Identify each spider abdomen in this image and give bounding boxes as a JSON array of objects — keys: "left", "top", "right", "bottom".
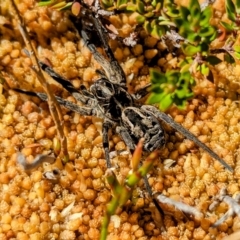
[{"left": 122, "top": 107, "right": 166, "bottom": 152}]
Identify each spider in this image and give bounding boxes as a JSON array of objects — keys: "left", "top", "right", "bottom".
[{"left": 16, "top": 6, "right": 233, "bottom": 175}]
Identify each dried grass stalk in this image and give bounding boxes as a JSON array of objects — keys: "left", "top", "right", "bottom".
[{"left": 9, "top": 0, "right": 69, "bottom": 164}]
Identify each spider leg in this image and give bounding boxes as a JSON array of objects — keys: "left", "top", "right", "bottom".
[
  {"left": 14, "top": 89, "right": 94, "bottom": 116},
  {"left": 143, "top": 175, "right": 165, "bottom": 216},
  {"left": 102, "top": 120, "right": 114, "bottom": 168},
  {"left": 116, "top": 126, "right": 136, "bottom": 150},
  {"left": 39, "top": 61, "right": 92, "bottom": 105},
  {"left": 74, "top": 13, "right": 126, "bottom": 86},
  {"left": 142, "top": 105, "right": 233, "bottom": 172},
  {"left": 91, "top": 16, "right": 126, "bottom": 86},
  {"left": 91, "top": 17, "right": 116, "bottom": 64},
  {"left": 80, "top": 29, "right": 114, "bottom": 77}
]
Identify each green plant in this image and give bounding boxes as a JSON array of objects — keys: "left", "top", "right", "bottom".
[
  {"left": 221, "top": 0, "right": 240, "bottom": 32},
  {"left": 38, "top": 0, "right": 72, "bottom": 10},
  {"left": 101, "top": 139, "right": 159, "bottom": 240},
  {"left": 218, "top": 0, "right": 240, "bottom": 62},
  {"left": 38, "top": 0, "right": 84, "bottom": 16},
  {"left": 168, "top": 0, "right": 224, "bottom": 84},
  {"left": 174, "top": 1, "right": 216, "bottom": 54},
  {"left": 147, "top": 69, "right": 194, "bottom": 111}
]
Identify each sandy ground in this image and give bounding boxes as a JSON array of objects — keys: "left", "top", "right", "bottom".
[{"left": 0, "top": 0, "right": 240, "bottom": 239}]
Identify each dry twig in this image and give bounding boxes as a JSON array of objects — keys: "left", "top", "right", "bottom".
[
  {"left": 210, "top": 188, "right": 240, "bottom": 227},
  {"left": 9, "top": 0, "right": 69, "bottom": 164},
  {"left": 17, "top": 153, "right": 56, "bottom": 171},
  {"left": 155, "top": 193, "right": 204, "bottom": 219}
]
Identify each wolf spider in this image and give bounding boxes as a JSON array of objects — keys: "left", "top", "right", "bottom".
[{"left": 16, "top": 7, "right": 232, "bottom": 175}]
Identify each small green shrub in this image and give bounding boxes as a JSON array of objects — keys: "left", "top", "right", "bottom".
[
  {"left": 101, "top": 139, "right": 159, "bottom": 240},
  {"left": 147, "top": 69, "right": 194, "bottom": 111}
]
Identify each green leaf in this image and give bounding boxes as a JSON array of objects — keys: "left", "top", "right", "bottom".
[
  {"left": 182, "top": 44, "right": 201, "bottom": 56},
  {"left": 159, "top": 20, "right": 176, "bottom": 27},
  {"left": 234, "top": 45, "right": 240, "bottom": 52},
  {"left": 145, "top": 5, "right": 154, "bottom": 11},
  {"left": 50, "top": 1, "right": 68, "bottom": 10},
  {"left": 220, "top": 21, "right": 235, "bottom": 31},
  {"left": 155, "top": 2, "right": 161, "bottom": 11},
  {"left": 200, "top": 6, "right": 212, "bottom": 27},
  {"left": 179, "top": 57, "right": 193, "bottom": 69},
  {"left": 234, "top": 52, "right": 240, "bottom": 59},
  {"left": 205, "top": 56, "right": 222, "bottom": 65},
  {"left": 117, "top": 0, "right": 128, "bottom": 7},
  {"left": 149, "top": 69, "right": 194, "bottom": 111},
  {"left": 136, "top": 15, "right": 146, "bottom": 23},
  {"left": 137, "top": 0, "right": 145, "bottom": 14},
  {"left": 199, "top": 42, "right": 210, "bottom": 52},
  {"left": 189, "top": 76, "right": 195, "bottom": 85},
  {"left": 224, "top": 52, "right": 235, "bottom": 63},
  {"left": 180, "top": 71, "right": 192, "bottom": 80},
  {"left": 38, "top": 0, "right": 53, "bottom": 6},
  {"left": 226, "top": 0, "right": 236, "bottom": 12},
  {"left": 143, "top": 21, "right": 152, "bottom": 33},
  {"left": 226, "top": 0, "right": 236, "bottom": 22},
  {"left": 209, "top": 30, "right": 217, "bottom": 42},
  {"left": 236, "top": 0, "right": 240, "bottom": 13},
  {"left": 175, "top": 87, "right": 187, "bottom": 99},
  {"left": 189, "top": 0, "right": 201, "bottom": 15},
  {"left": 166, "top": 71, "right": 179, "bottom": 83},
  {"left": 151, "top": 0, "right": 163, "bottom": 7},
  {"left": 150, "top": 69, "right": 167, "bottom": 84},
  {"left": 166, "top": 6, "right": 180, "bottom": 17},
  {"left": 174, "top": 18, "right": 186, "bottom": 32},
  {"left": 173, "top": 97, "right": 187, "bottom": 109},
  {"left": 199, "top": 63, "right": 209, "bottom": 76},
  {"left": 102, "top": 0, "right": 114, "bottom": 8},
  {"left": 150, "top": 19, "right": 158, "bottom": 28},
  {"left": 151, "top": 84, "right": 164, "bottom": 93},
  {"left": 144, "top": 12, "right": 154, "bottom": 18},
  {"left": 159, "top": 94, "right": 173, "bottom": 111},
  {"left": 180, "top": 63, "right": 191, "bottom": 72},
  {"left": 117, "top": 3, "right": 127, "bottom": 10},
  {"left": 184, "top": 30, "right": 200, "bottom": 43},
  {"left": 126, "top": 4, "right": 137, "bottom": 11},
  {"left": 199, "top": 26, "right": 216, "bottom": 38},
  {"left": 58, "top": 2, "right": 72, "bottom": 11},
  {"left": 189, "top": 6, "right": 201, "bottom": 22},
  {"left": 179, "top": 6, "right": 190, "bottom": 20},
  {"left": 147, "top": 92, "right": 166, "bottom": 104},
  {"left": 150, "top": 25, "right": 165, "bottom": 39}
]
